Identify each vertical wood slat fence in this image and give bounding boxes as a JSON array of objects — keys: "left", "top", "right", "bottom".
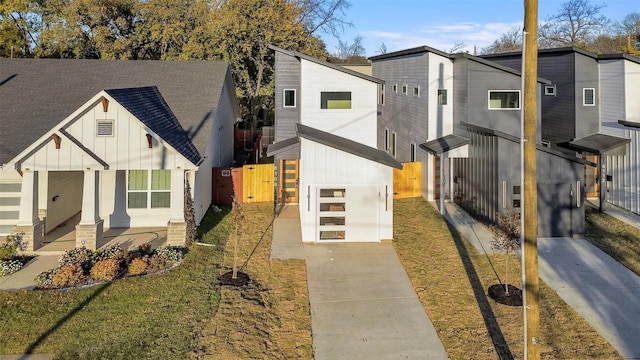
[
  {"left": 215, "top": 162, "right": 422, "bottom": 205},
  {"left": 393, "top": 162, "right": 422, "bottom": 199}
]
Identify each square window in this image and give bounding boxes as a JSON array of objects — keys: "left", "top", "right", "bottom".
[
  {"left": 321, "top": 91, "right": 351, "bottom": 109},
  {"left": 438, "top": 89, "right": 448, "bottom": 105},
  {"left": 583, "top": 88, "right": 595, "bottom": 106},
  {"left": 544, "top": 85, "right": 556, "bottom": 96},
  {"left": 488, "top": 91, "right": 520, "bottom": 109},
  {"left": 284, "top": 89, "right": 296, "bottom": 107}
]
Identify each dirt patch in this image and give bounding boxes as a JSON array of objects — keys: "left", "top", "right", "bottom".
[
  {"left": 488, "top": 284, "right": 523, "bottom": 306},
  {"left": 219, "top": 270, "right": 250, "bottom": 286}
]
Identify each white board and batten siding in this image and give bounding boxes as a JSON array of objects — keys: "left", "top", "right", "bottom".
[
  {"left": 298, "top": 139, "right": 394, "bottom": 243},
  {"left": 600, "top": 59, "right": 640, "bottom": 214},
  {"left": 299, "top": 60, "right": 378, "bottom": 147}
]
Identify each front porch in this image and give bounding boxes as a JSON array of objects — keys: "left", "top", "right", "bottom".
[{"left": 35, "top": 213, "right": 167, "bottom": 255}]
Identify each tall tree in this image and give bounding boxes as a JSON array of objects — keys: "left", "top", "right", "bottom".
[
  {"left": 539, "top": 0, "right": 610, "bottom": 48},
  {"left": 617, "top": 12, "right": 640, "bottom": 41},
  {"left": 481, "top": 26, "right": 523, "bottom": 54},
  {"left": 296, "top": 0, "right": 352, "bottom": 37},
  {"left": 0, "top": 0, "right": 41, "bottom": 57}
]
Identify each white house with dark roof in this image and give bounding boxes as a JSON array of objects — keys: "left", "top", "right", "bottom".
[
  {"left": 267, "top": 45, "right": 401, "bottom": 243},
  {"left": 0, "top": 59, "right": 241, "bottom": 252}
]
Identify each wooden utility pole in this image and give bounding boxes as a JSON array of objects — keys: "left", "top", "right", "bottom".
[{"left": 523, "top": 0, "right": 540, "bottom": 359}]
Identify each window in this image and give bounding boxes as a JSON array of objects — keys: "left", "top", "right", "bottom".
[
  {"left": 583, "top": 88, "right": 595, "bottom": 106},
  {"left": 391, "top": 132, "right": 397, "bottom": 157},
  {"left": 321, "top": 91, "right": 351, "bottom": 109},
  {"left": 384, "top": 128, "right": 390, "bottom": 151},
  {"left": 96, "top": 120, "right": 114, "bottom": 136},
  {"left": 127, "top": 170, "right": 171, "bottom": 209},
  {"left": 488, "top": 91, "right": 520, "bottom": 110},
  {"left": 413, "top": 86, "right": 420, "bottom": 97},
  {"left": 410, "top": 142, "right": 417, "bottom": 162},
  {"left": 393, "top": 84, "right": 398, "bottom": 93},
  {"left": 544, "top": 85, "right": 556, "bottom": 96},
  {"left": 284, "top": 89, "right": 296, "bottom": 107},
  {"left": 402, "top": 84, "right": 408, "bottom": 94},
  {"left": 438, "top": 89, "right": 448, "bottom": 105},
  {"left": 378, "top": 84, "right": 385, "bottom": 105}
]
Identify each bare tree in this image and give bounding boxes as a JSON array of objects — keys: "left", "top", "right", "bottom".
[
  {"left": 296, "top": 0, "right": 352, "bottom": 37},
  {"left": 539, "top": 0, "right": 610, "bottom": 48},
  {"left": 376, "top": 42, "right": 387, "bottom": 55},
  {"left": 447, "top": 40, "right": 466, "bottom": 54},
  {"left": 334, "top": 34, "right": 365, "bottom": 58},
  {"left": 481, "top": 26, "right": 523, "bottom": 54}
]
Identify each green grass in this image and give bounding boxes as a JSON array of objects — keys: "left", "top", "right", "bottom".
[
  {"left": 0, "top": 207, "right": 231, "bottom": 359},
  {"left": 585, "top": 206, "right": 640, "bottom": 276},
  {"left": 394, "top": 198, "right": 621, "bottom": 359}
]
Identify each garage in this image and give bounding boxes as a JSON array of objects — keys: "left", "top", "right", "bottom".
[{"left": 316, "top": 185, "right": 380, "bottom": 242}]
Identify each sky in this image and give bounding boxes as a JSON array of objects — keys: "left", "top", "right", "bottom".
[{"left": 320, "top": 0, "right": 640, "bottom": 57}]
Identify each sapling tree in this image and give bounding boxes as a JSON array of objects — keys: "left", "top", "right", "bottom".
[
  {"left": 491, "top": 209, "right": 521, "bottom": 294},
  {"left": 228, "top": 195, "right": 245, "bottom": 279}
]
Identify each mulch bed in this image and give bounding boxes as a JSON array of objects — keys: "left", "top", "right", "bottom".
[
  {"left": 219, "top": 271, "right": 250, "bottom": 286},
  {"left": 488, "top": 284, "right": 523, "bottom": 306}
]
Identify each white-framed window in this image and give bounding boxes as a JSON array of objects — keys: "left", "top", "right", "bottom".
[
  {"left": 127, "top": 170, "right": 171, "bottom": 209},
  {"left": 410, "top": 142, "right": 417, "bottom": 162},
  {"left": 544, "top": 85, "right": 556, "bottom": 96},
  {"left": 378, "top": 84, "right": 385, "bottom": 105},
  {"left": 391, "top": 132, "right": 397, "bottom": 157},
  {"left": 284, "top": 89, "right": 296, "bottom": 107},
  {"left": 413, "top": 86, "right": 420, "bottom": 97},
  {"left": 402, "top": 84, "right": 408, "bottom": 94},
  {"left": 393, "top": 84, "right": 398, "bottom": 93},
  {"left": 384, "top": 128, "right": 390, "bottom": 151},
  {"left": 321, "top": 91, "right": 351, "bottom": 109},
  {"left": 488, "top": 90, "right": 520, "bottom": 110},
  {"left": 583, "top": 88, "right": 595, "bottom": 106},
  {"left": 96, "top": 119, "right": 114, "bottom": 137},
  {"left": 438, "top": 89, "right": 448, "bottom": 105}
]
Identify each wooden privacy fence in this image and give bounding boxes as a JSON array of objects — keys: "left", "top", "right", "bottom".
[
  {"left": 215, "top": 161, "right": 421, "bottom": 205},
  {"left": 393, "top": 162, "right": 422, "bottom": 198}
]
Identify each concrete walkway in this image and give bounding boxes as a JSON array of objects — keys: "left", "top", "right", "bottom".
[
  {"left": 0, "top": 255, "right": 59, "bottom": 291},
  {"left": 442, "top": 200, "right": 640, "bottom": 359},
  {"left": 271, "top": 205, "right": 448, "bottom": 359}
]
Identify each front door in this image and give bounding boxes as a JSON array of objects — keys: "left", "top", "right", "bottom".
[
  {"left": 584, "top": 155, "right": 598, "bottom": 198},
  {"left": 281, "top": 160, "right": 298, "bottom": 203}
]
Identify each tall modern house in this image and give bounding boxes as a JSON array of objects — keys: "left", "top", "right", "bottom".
[
  {"left": 268, "top": 45, "right": 401, "bottom": 243},
  {"left": 371, "top": 46, "right": 591, "bottom": 237},
  {"left": 483, "top": 48, "right": 639, "bottom": 215}
]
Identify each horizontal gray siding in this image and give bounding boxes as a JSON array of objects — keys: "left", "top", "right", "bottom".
[
  {"left": 574, "top": 53, "right": 600, "bottom": 139},
  {"left": 274, "top": 51, "right": 300, "bottom": 143}
]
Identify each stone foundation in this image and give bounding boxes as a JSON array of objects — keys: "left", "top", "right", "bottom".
[
  {"left": 13, "top": 221, "right": 44, "bottom": 253},
  {"left": 75, "top": 220, "right": 104, "bottom": 250},
  {"left": 167, "top": 221, "right": 187, "bottom": 246}
]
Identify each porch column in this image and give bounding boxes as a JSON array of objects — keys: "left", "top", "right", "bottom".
[
  {"left": 14, "top": 170, "right": 43, "bottom": 252},
  {"left": 167, "top": 170, "right": 186, "bottom": 246},
  {"left": 439, "top": 153, "right": 446, "bottom": 215},
  {"left": 76, "top": 170, "right": 103, "bottom": 250}
]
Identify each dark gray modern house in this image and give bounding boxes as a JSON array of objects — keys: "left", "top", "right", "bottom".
[
  {"left": 483, "top": 48, "right": 638, "bottom": 215},
  {"left": 371, "top": 46, "right": 592, "bottom": 237}
]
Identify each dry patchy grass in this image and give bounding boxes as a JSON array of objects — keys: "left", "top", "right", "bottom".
[
  {"left": 394, "top": 198, "right": 621, "bottom": 360},
  {"left": 191, "top": 203, "right": 312, "bottom": 359},
  {"left": 585, "top": 206, "right": 640, "bottom": 276}
]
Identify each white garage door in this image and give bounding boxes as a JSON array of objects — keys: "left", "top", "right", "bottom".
[{"left": 316, "top": 185, "right": 379, "bottom": 242}]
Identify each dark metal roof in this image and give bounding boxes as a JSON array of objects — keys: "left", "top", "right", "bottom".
[
  {"left": 368, "top": 45, "right": 451, "bottom": 61},
  {"left": 269, "top": 45, "right": 384, "bottom": 84},
  {"left": 420, "top": 134, "right": 470, "bottom": 155},
  {"left": 0, "top": 59, "right": 234, "bottom": 166},
  {"left": 619, "top": 120, "right": 640, "bottom": 129},
  {"left": 266, "top": 137, "right": 300, "bottom": 157},
  {"left": 106, "top": 87, "right": 201, "bottom": 165},
  {"left": 296, "top": 123, "right": 402, "bottom": 169},
  {"left": 454, "top": 53, "right": 552, "bottom": 84},
  {"left": 569, "top": 133, "right": 631, "bottom": 154}
]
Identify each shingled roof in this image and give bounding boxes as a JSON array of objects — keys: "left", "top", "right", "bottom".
[{"left": 0, "top": 59, "right": 232, "bottom": 166}]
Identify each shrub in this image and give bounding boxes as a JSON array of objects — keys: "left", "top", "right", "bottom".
[
  {"left": 51, "top": 264, "right": 85, "bottom": 288},
  {"left": 95, "top": 244, "right": 124, "bottom": 262},
  {"left": 147, "top": 255, "right": 167, "bottom": 272},
  {"left": 0, "top": 235, "right": 22, "bottom": 260},
  {"left": 91, "top": 259, "right": 121, "bottom": 282},
  {"left": 137, "top": 243, "right": 153, "bottom": 256},
  {"left": 58, "top": 247, "right": 94, "bottom": 274},
  {"left": 0, "top": 259, "right": 23, "bottom": 276},
  {"left": 128, "top": 257, "right": 148, "bottom": 276},
  {"left": 34, "top": 268, "right": 55, "bottom": 288},
  {"left": 154, "top": 246, "right": 185, "bottom": 264}
]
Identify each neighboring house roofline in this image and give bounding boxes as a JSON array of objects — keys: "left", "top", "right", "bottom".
[
  {"left": 598, "top": 53, "right": 640, "bottom": 64},
  {"left": 296, "top": 123, "right": 402, "bottom": 169},
  {"left": 368, "top": 45, "right": 451, "bottom": 61},
  {"left": 619, "top": 120, "right": 640, "bottom": 129},
  {"left": 266, "top": 137, "right": 300, "bottom": 157},
  {"left": 481, "top": 46, "right": 599, "bottom": 60},
  {"left": 453, "top": 53, "right": 552, "bottom": 84},
  {"left": 568, "top": 133, "right": 631, "bottom": 155},
  {"left": 420, "top": 134, "right": 470, "bottom": 155},
  {"left": 458, "top": 122, "right": 595, "bottom": 166},
  {"left": 269, "top": 44, "right": 384, "bottom": 84}
]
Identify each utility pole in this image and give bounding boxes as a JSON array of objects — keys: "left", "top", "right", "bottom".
[{"left": 523, "top": 0, "right": 540, "bottom": 359}]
